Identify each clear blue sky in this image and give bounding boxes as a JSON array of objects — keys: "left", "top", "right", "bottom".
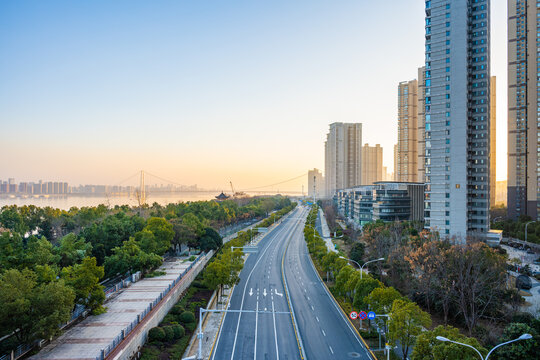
[{"left": 0, "top": 0, "right": 508, "bottom": 190}]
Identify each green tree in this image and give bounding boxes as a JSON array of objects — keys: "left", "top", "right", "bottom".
[
  {"left": 143, "top": 217, "right": 174, "bottom": 255},
  {"left": 493, "top": 323, "right": 539, "bottom": 360},
  {"left": 199, "top": 227, "right": 222, "bottom": 252},
  {"left": 181, "top": 213, "right": 205, "bottom": 250},
  {"left": 350, "top": 242, "right": 365, "bottom": 264},
  {"left": 203, "top": 260, "right": 228, "bottom": 301},
  {"left": 0, "top": 269, "right": 74, "bottom": 343},
  {"left": 56, "top": 233, "right": 92, "bottom": 267},
  {"left": 353, "top": 276, "right": 383, "bottom": 310},
  {"left": 344, "top": 266, "right": 361, "bottom": 302},
  {"left": 104, "top": 238, "right": 162, "bottom": 276},
  {"left": 335, "top": 266, "right": 354, "bottom": 297},
  {"left": 0, "top": 231, "right": 24, "bottom": 270},
  {"left": 388, "top": 299, "right": 432, "bottom": 360},
  {"left": 134, "top": 229, "right": 158, "bottom": 254},
  {"left": 366, "top": 286, "right": 403, "bottom": 314},
  {"left": 412, "top": 325, "right": 487, "bottom": 360},
  {"left": 0, "top": 205, "right": 29, "bottom": 234},
  {"left": 25, "top": 236, "right": 58, "bottom": 268},
  {"left": 61, "top": 257, "right": 106, "bottom": 314}
]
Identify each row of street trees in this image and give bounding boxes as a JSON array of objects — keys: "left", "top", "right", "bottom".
[{"left": 303, "top": 206, "right": 540, "bottom": 359}]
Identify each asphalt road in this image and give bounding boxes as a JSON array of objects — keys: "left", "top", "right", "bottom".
[{"left": 212, "top": 205, "right": 373, "bottom": 360}]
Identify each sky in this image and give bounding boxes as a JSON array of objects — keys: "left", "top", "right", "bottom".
[{"left": 0, "top": 0, "right": 508, "bottom": 191}]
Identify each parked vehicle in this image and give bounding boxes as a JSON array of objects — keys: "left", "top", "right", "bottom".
[{"left": 516, "top": 274, "right": 533, "bottom": 290}]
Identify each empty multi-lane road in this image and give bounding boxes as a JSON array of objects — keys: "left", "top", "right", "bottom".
[{"left": 211, "top": 205, "right": 374, "bottom": 360}]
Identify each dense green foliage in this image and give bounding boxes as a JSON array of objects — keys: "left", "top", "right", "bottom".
[
  {"left": 304, "top": 206, "right": 526, "bottom": 359},
  {"left": 0, "top": 196, "right": 292, "bottom": 349},
  {"left": 412, "top": 325, "right": 487, "bottom": 360},
  {"left": 491, "top": 214, "right": 540, "bottom": 244}
]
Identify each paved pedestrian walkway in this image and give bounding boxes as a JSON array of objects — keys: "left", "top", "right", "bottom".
[
  {"left": 31, "top": 257, "right": 196, "bottom": 360},
  {"left": 183, "top": 287, "right": 233, "bottom": 360},
  {"left": 318, "top": 208, "right": 337, "bottom": 253}
]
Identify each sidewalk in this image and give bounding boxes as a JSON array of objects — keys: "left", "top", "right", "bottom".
[
  {"left": 183, "top": 287, "right": 233, "bottom": 360},
  {"left": 31, "top": 256, "right": 200, "bottom": 360},
  {"left": 318, "top": 208, "right": 337, "bottom": 253}
]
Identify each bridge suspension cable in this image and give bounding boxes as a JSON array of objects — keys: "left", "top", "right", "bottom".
[{"left": 239, "top": 172, "right": 307, "bottom": 191}]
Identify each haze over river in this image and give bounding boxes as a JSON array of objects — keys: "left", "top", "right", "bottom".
[{"left": 0, "top": 191, "right": 299, "bottom": 210}]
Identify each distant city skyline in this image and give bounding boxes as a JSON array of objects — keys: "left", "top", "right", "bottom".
[{"left": 0, "top": 0, "right": 509, "bottom": 190}]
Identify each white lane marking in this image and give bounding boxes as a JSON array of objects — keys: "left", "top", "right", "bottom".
[
  {"left": 322, "top": 329, "right": 326, "bottom": 336},
  {"left": 329, "top": 346, "right": 334, "bottom": 354},
  {"left": 254, "top": 300, "right": 258, "bottom": 360},
  {"left": 272, "top": 300, "right": 279, "bottom": 360},
  {"left": 228, "top": 221, "right": 289, "bottom": 360},
  {"left": 311, "top": 305, "right": 314, "bottom": 311},
  {"left": 316, "top": 316, "right": 319, "bottom": 322},
  {"left": 307, "top": 296, "right": 310, "bottom": 301}
]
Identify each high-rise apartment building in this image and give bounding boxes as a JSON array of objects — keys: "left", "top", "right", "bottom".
[
  {"left": 508, "top": 0, "right": 539, "bottom": 220},
  {"left": 361, "top": 144, "right": 383, "bottom": 185},
  {"left": 417, "top": 66, "right": 426, "bottom": 183},
  {"left": 424, "top": 0, "right": 491, "bottom": 238},
  {"left": 308, "top": 168, "right": 325, "bottom": 200},
  {"left": 324, "top": 122, "right": 362, "bottom": 196},
  {"left": 397, "top": 79, "right": 419, "bottom": 182},
  {"left": 490, "top": 76, "right": 496, "bottom": 208}
]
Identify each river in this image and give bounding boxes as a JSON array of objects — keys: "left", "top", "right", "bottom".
[{"left": 0, "top": 191, "right": 299, "bottom": 210}]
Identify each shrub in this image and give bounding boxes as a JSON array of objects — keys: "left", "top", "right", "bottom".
[
  {"left": 148, "top": 327, "right": 165, "bottom": 342},
  {"left": 185, "top": 322, "right": 197, "bottom": 332},
  {"left": 171, "top": 305, "right": 185, "bottom": 315},
  {"left": 189, "top": 255, "right": 196, "bottom": 261},
  {"left": 192, "top": 280, "right": 206, "bottom": 289},
  {"left": 163, "top": 326, "right": 175, "bottom": 342},
  {"left": 172, "top": 324, "right": 185, "bottom": 339},
  {"left": 179, "top": 311, "right": 196, "bottom": 324},
  {"left": 140, "top": 346, "right": 160, "bottom": 360},
  {"left": 162, "top": 314, "right": 177, "bottom": 324}
]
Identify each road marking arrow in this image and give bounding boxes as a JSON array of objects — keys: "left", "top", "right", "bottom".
[
  {"left": 263, "top": 288, "right": 267, "bottom": 297},
  {"left": 274, "top": 289, "right": 283, "bottom": 297},
  {"left": 249, "top": 288, "right": 253, "bottom": 296}
]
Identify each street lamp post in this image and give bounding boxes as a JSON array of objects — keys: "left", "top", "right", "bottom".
[
  {"left": 436, "top": 334, "right": 532, "bottom": 360},
  {"left": 525, "top": 221, "right": 536, "bottom": 243},
  {"left": 340, "top": 256, "right": 384, "bottom": 279}
]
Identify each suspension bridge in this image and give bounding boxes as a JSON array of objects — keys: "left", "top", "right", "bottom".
[{"left": 107, "top": 170, "right": 307, "bottom": 206}]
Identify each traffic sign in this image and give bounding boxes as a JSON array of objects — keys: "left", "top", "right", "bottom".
[
  {"left": 358, "top": 311, "right": 367, "bottom": 320},
  {"left": 367, "top": 311, "right": 376, "bottom": 320},
  {"left": 349, "top": 311, "right": 358, "bottom": 320}
]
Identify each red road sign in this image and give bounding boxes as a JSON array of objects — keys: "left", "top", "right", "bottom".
[
  {"left": 349, "top": 311, "right": 358, "bottom": 320},
  {"left": 358, "top": 311, "right": 367, "bottom": 320}
]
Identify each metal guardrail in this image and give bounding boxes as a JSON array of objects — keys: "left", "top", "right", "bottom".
[
  {"left": 0, "top": 341, "right": 37, "bottom": 360},
  {"left": 504, "top": 237, "right": 540, "bottom": 251},
  {"left": 96, "top": 252, "right": 208, "bottom": 360}
]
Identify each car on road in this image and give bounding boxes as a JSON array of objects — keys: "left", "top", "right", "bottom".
[
  {"left": 527, "top": 249, "right": 536, "bottom": 254},
  {"left": 516, "top": 274, "right": 533, "bottom": 290}
]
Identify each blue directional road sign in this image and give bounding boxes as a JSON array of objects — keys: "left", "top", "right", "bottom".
[{"left": 367, "top": 311, "right": 376, "bottom": 320}]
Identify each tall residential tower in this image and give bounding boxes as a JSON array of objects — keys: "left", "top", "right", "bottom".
[
  {"left": 507, "top": 0, "right": 538, "bottom": 220},
  {"left": 324, "top": 122, "right": 362, "bottom": 196},
  {"left": 361, "top": 143, "right": 384, "bottom": 185},
  {"left": 424, "top": 0, "right": 491, "bottom": 238},
  {"left": 397, "top": 79, "right": 419, "bottom": 182}
]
